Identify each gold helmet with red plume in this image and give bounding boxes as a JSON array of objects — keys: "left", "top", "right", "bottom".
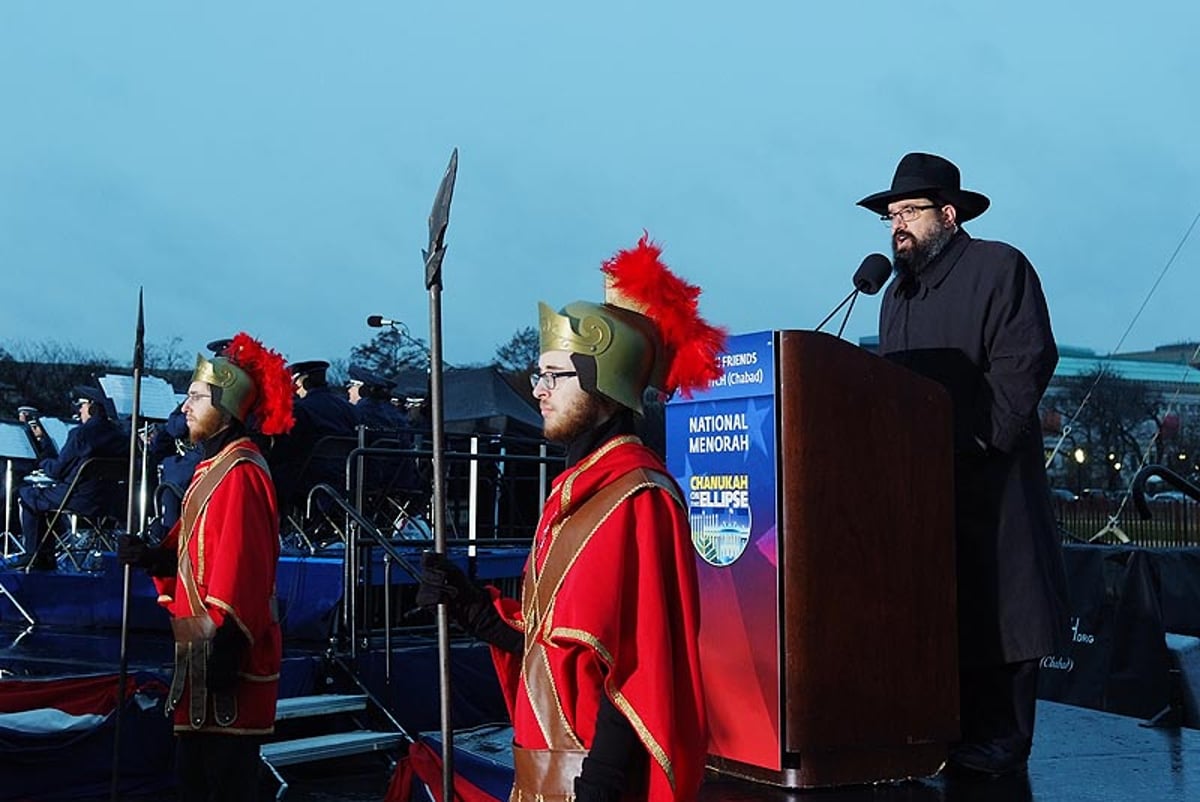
[
  {"left": 191, "top": 332, "right": 295, "bottom": 436},
  {"left": 538, "top": 234, "right": 726, "bottom": 413}
]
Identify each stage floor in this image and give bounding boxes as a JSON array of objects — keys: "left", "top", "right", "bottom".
[
  {"left": 49, "top": 694, "right": 1200, "bottom": 802},
  {"left": 413, "top": 700, "right": 1199, "bottom": 802},
  {"left": 700, "top": 702, "right": 1199, "bottom": 801},
  {"left": 8, "top": 626, "right": 1196, "bottom": 801}
]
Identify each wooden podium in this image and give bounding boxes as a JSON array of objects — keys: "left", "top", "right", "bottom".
[{"left": 667, "top": 330, "right": 958, "bottom": 788}]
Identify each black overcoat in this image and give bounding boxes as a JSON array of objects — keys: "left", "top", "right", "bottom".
[{"left": 879, "top": 230, "right": 1069, "bottom": 665}]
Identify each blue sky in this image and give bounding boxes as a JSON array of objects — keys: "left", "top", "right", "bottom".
[{"left": 2, "top": 2, "right": 1197, "bottom": 370}]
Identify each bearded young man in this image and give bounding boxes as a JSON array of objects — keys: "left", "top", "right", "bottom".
[
  {"left": 119, "top": 332, "right": 294, "bottom": 802},
  {"left": 859, "top": 153, "right": 1069, "bottom": 777},
  {"left": 418, "top": 236, "right": 724, "bottom": 802}
]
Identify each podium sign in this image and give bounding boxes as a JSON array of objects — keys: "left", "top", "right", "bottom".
[
  {"left": 668, "top": 330, "right": 958, "bottom": 788},
  {"left": 666, "top": 330, "right": 781, "bottom": 770}
]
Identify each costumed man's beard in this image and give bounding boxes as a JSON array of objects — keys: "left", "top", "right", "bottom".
[
  {"left": 187, "top": 405, "right": 230, "bottom": 444},
  {"left": 893, "top": 217, "right": 956, "bottom": 276},
  {"left": 543, "top": 391, "right": 612, "bottom": 444}
]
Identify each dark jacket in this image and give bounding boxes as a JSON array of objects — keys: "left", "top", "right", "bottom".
[
  {"left": 271, "top": 386, "right": 359, "bottom": 508},
  {"left": 147, "top": 408, "right": 201, "bottom": 531},
  {"left": 352, "top": 398, "right": 410, "bottom": 435},
  {"left": 879, "top": 230, "right": 1069, "bottom": 665},
  {"left": 148, "top": 409, "right": 201, "bottom": 488},
  {"left": 352, "top": 398, "right": 417, "bottom": 492},
  {"left": 37, "top": 414, "right": 128, "bottom": 515}
]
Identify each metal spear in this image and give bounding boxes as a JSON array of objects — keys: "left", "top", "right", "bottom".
[
  {"left": 111, "top": 288, "right": 145, "bottom": 801},
  {"left": 423, "top": 147, "right": 458, "bottom": 802}
]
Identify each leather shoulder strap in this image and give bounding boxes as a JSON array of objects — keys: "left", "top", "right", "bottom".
[
  {"left": 534, "top": 467, "right": 680, "bottom": 620},
  {"left": 177, "top": 444, "right": 268, "bottom": 615},
  {"left": 522, "top": 466, "right": 682, "bottom": 750}
]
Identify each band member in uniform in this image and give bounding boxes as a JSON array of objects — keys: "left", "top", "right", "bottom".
[
  {"left": 119, "top": 332, "right": 294, "bottom": 801},
  {"left": 419, "top": 236, "right": 724, "bottom": 801},
  {"left": 145, "top": 407, "right": 201, "bottom": 539},
  {"left": 270, "top": 359, "right": 358, "bottom": 512},
  {"left": 347, "top": 365, "right": 410, "bottom": 432},
  {"left": 346, "top": 365, "right": 417, "bottom": 500},
  {"left": 17, "top": 386, "right": 127, "bottom": 570}
]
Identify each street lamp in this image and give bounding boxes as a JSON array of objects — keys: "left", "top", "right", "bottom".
[{"left": 1072, "top": 447, "right": 1086, "bottom": 493}]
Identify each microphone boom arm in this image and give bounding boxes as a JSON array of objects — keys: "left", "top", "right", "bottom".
[
  {"left": 815, "top": 288, "right": 859, "bottom": 333},
  {"left": 835, "top": 290, "right": 860, "bottom": 339}
]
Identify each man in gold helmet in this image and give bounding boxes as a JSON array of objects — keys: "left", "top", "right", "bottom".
[
  {"left": 119, "top": 332, "right": 294, "bottom": 802},
  {"left": 419, "top": 235, "right": 725, "bottom": 802}
]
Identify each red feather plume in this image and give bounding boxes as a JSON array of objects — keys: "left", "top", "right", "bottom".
[
  {"left": 226, "top": 332, "right": 295, "bottom": 436},
  {"left": 602, "top": 234, "right": 726, "bottom": 397}
]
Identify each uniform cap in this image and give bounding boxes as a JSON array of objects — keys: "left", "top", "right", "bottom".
[
  {"left": 288, "top": 360, "right": 331, "bottom": 379},
  {"left": 348, "top": 365, "right": 395, "bottom": 390}
]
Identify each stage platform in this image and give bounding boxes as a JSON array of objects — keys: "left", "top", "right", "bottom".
[
  {"left": 402, "top": 700, "right": 1198, "bottom": 802},
  {"left": 4, "top": 637, "right": 1197, "bottom": 800},
  {"left": 5, "top": 542, "right": 1199, "bottom": 800},
  {"left": 702, "top": 700, "right": 1199, "bottom": 801}
]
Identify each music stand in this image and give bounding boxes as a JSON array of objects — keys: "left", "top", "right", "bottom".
[
  {"left": 0, "top": 422, "right": 37, "bottom": 559},
  {"left": 36, "top": 417, "right": 75, "bottom": 453},
  {"left": 100, "top": 373, "right": 180, "bottom": 535},
  {"left": 0, "top": 423, "right": 37, "bottom": 627},
  {"left": 99, "top": 373, "right": 180, "bottom": 421}
]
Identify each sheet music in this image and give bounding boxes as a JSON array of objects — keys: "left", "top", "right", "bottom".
[
  {"left": 99, "top": 373, "right": 181, "bottom": 420},
  {"left": 0, "top": 422, "right": 37, "bottom": 460},
  {"left": 37, "top": 418, "right": 75, "bottom": 451}
]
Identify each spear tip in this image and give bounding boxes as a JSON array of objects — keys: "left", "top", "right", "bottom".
[{"left": 133, "top": 288, "right": 146, "bottom": 371}]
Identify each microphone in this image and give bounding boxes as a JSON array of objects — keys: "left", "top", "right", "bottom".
[
  {"left": 815, "top": 253, "right": 893, "bottom": 335},
  {"left": 366, "top": 315, "right": 401, "bottom": 328},
  {"left": 852, "top": 253, "right": 892, "bottom": 295}
]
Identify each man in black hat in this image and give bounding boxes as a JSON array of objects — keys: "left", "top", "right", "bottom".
[
  {"left": 860, "top": 152, "right": 1069, "bottom": 777},
  {"left": 16, "top": 386, "right": 127, "bottom": 570}
]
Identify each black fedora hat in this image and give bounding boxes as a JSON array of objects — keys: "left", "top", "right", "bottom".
[{"left": 857, "top": 152, "right": 990, "bottom": 223}]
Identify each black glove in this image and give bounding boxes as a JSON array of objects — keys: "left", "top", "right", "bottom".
[
  {"left": 207, "top": 617, "right": 247, "bottom": 694},
  {"left": 116, "top": 535, "right": 177, "bottom": 577},
  {"left": 415, "top": 551, "right": 488, "bottom": 609},
  {"left": 576, "top": 694, "right": 642, "bottom": 797},
  {"left": 415, "top": 552, "right": 523, "bottom": 654},
  {"left": 573, "top": 776, "right": 621, "bottom": 802}
]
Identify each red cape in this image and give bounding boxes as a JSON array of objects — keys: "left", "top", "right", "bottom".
[
  {"left": 493, "top": 436, "right": 707, "bottom": 800},
  {"left": 154, "top": 439, "right": 282, "bottom": 733}
]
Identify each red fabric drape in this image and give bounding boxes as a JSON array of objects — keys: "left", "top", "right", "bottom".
[
  {"left": 384, "top": 741, "right": 502, "bottom": 802},
  {"left": 0, "top": 673, "right": 136, "bottom": 715}
]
